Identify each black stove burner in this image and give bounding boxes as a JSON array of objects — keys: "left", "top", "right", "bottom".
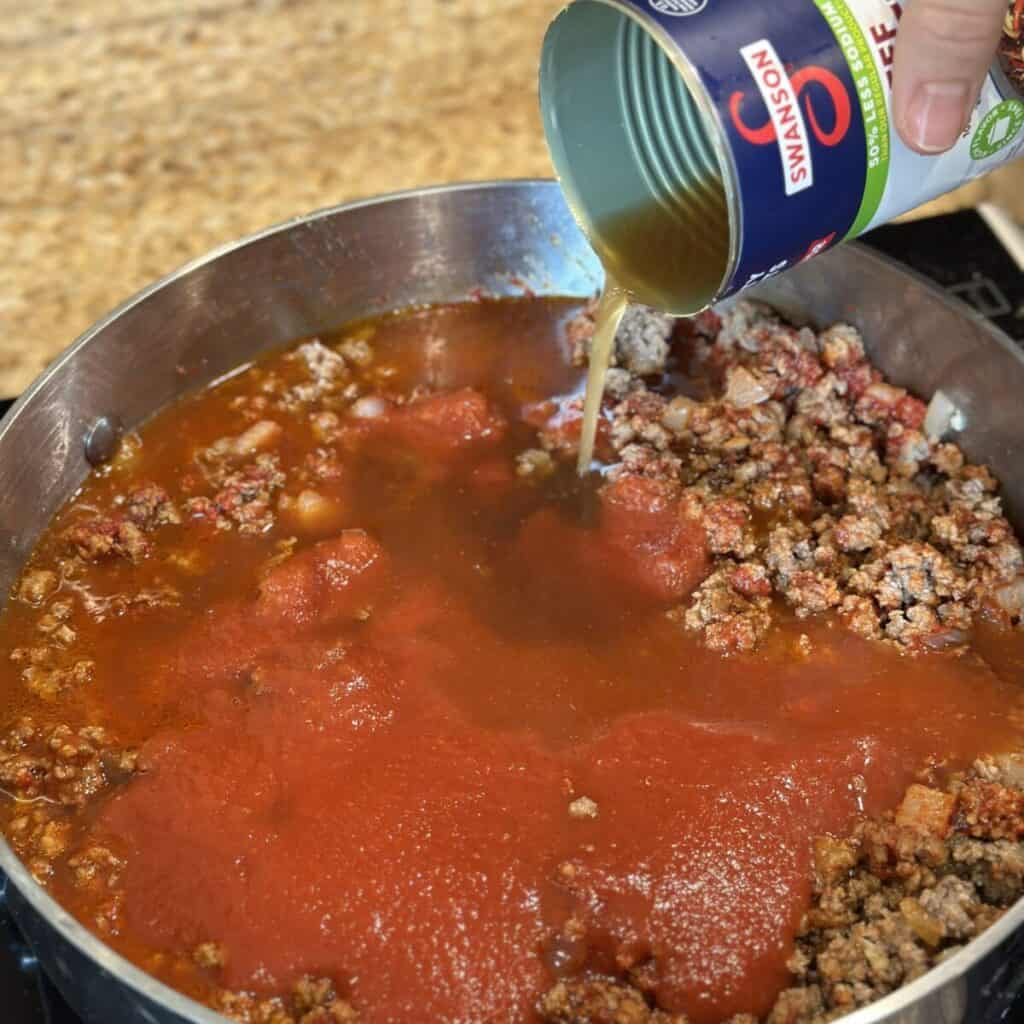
[
  {"left": 0, "top": 878, "right": 77, "bottom": 1024},
  {"left": 1, "top": 208, "right": 1024, "bottom": 1023}
]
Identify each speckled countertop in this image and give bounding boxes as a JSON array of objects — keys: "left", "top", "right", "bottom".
[{"left": 2, "top": 0, "right": 1022, "bottom": 396}]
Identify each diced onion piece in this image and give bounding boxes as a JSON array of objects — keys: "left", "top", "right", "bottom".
[
  {"left": 724, "top": 366, "right": 770, "bottom": 409},
  {"left": 812, "top": 836, "right": 856, "bottom": 886},
  {"left": 921, "top": 628, "right": 969, "bottom": 652},
  {"left": 338, "top": 337, "right": 375, "bottom": 367},
  {"left": 663, "top": 396, "right": 697, "bottom": 435},
  {"left": 287, "top": 490, "right": 346, "bottom": 534},
  {"left": 895, "top": 783, "right": 954, "bottom": 836},
  {"left": 924, "top": 390, "right": 962, "bottom": 440},
  {"left": 310, "top": 411, "right": 341, "bottom": 443},
  {"left": 233, "top": 420, "right": 282, "bottom": 455},
  {"left": 350, "top": 396, "right": 391, "bottom": 420},
  {"left": 900, "top": 897, "right": 944, "bottom": 948},
  {"left": 995, "top": 575, "right": 1024, "bottom": 618}
]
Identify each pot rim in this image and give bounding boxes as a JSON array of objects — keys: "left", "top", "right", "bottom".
[{"left": 1, "top": 178, "right": 1022, "bottom": 1024}]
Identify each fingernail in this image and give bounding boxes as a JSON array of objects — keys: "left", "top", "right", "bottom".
[{"left": 905, "top": 81, "right": 970, "bottom": 153}]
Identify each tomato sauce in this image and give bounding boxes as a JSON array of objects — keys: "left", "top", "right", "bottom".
[{"left": 0, "top": 299, "right": 1022, "bottom": 1023}]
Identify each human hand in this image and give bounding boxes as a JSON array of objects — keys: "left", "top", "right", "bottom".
[{"left": 893, "top": 0, "right": 1011, "bottom": 154}]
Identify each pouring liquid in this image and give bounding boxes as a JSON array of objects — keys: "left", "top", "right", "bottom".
[
  {"left": 576, "top": 276, "right": 629, "bottom": 475},
  {"left": 574, "top": 197, "right": 730, "bottom": 476}
]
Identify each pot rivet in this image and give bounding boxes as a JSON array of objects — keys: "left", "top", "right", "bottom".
[{"left": 84, "top": 416, "right": 123, "bottom": 466}]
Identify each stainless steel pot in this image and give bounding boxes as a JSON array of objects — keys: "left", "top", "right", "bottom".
[{"left": 1, "top": 180, "right": 1023, "bottom": 1024}]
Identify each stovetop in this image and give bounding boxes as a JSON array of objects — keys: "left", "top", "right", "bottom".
[
  {"left": 1, "top": 208, "right": 1023, "bottom": 1023},
  {"left": 0, "top": 878, "right": 76, "bottom": 1023},
  {"left": 865, "top": 206, "right": 1024, "bottom": 348}
]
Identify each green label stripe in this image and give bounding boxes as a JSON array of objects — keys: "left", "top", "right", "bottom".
[{"left": 813, "top": 0, "right": 890, "bottom": 238}]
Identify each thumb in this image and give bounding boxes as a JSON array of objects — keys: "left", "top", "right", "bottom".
[{"left": 892, "top": 0, "right": 1008, "bottom": 154}]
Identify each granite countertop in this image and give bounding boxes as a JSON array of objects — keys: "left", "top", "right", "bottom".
[{"left": 2, "top": 0, "right": 1022, "bottom": 396}]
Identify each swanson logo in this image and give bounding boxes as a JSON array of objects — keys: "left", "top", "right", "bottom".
[{"left": 649, "top": 0, "right": 708, "bottom": 15}]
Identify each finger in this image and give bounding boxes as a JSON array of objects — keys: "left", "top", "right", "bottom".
[{"left": 892, "top": 0, "right": 1008, "bottom": 154}]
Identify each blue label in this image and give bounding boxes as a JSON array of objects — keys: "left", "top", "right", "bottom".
[{"left": 615, "top": 0, "right": 870, "bottom": 296}]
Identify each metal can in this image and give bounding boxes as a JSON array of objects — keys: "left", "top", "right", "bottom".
[{"left": 540, "top": 0, "right": 1024, "bottom": 315}]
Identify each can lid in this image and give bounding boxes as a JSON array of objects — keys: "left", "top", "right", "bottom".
[{"left": 540, "top": 0, "right": 734, "bottom": 314}]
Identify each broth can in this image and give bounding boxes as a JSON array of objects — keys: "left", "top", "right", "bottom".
[{"left": 540, "top": 0, "right": 1024, "bottom": 314}]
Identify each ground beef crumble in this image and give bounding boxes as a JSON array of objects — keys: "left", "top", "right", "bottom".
[
  {"left": 9, "top": 642, "right": 93, "bottom": 701},
  {"left": 0, "top": 717, "right": 136, "bottom": 893},
  {"left": 215, "top": 975, "right": 359, "bottom": 1024},
  {"left": 62, "top": 484, "right": 181, "bottom": 565},
  {"left": 282, "top": 340, "right": 362, "bottom": 410},
  {"left": 568, "top": 300, "right": 675, "bottom": 378},
  {"left": 771, "top": 769, "right": 1024, "bottom": 1022},
  {"left": 187, "top": 453, "right": 286, "bottom": 534},
  {"left": 64, "top": 516, "right": 150, "bottom": 564},
  {"left": 540, "top": 978, "right": 690, "bottom": 1024},
  {"left": 0, "top": 717, "right": 136, "bottom": 809},
  {"left": 555, "top": 300, "right": 1024, "bottom": 651},
  {"left": 17, "top": 569, "right": 59, "bottom": 607},
  {"left": 228, "top": 337, "right": 371, "bottom": 419},
  {"left": 540, "top": 765, "right": 1024, "bottom": 1024},
  {"left": 116, "top": 484, "right": 181, "bottom": 530},
  {"left": 67, "top": 843, "right": 126, "bottom": 935},
  {"left": 672, "top": 563, "right": 772, "bottom": 654},
  {"left": 4, "top": 806, "right": 72, "bottom": 882}
]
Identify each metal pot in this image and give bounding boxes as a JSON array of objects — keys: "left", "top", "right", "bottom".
[{"left": 1, "top": 180, "right": 1023, "bottom": 1024}]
